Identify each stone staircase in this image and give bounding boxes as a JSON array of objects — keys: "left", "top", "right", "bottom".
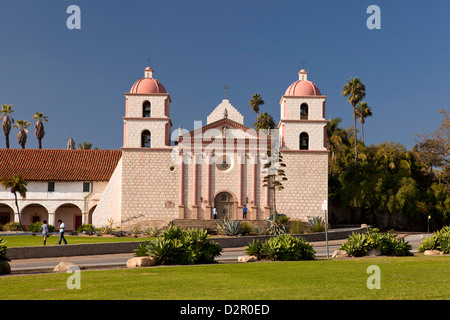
[{"left": 172, "top": 219, "right": 269, "bottom": 232}]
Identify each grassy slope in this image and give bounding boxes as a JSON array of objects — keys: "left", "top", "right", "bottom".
[
  {"left": 1, "top": 256, "right": 449, "bottom": 300},
  {"left": 0, "top": 235, "right": 153, "bottom": 247}
]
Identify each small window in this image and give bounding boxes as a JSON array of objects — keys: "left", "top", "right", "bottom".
[
  {"left": 48, "top": 182, "right": 55, "bottom": 192},
  {"left": 216, "top": 155, "right": 232, "bottom": 171},
  {"left": 83, "top": 182, "right": 90, "bottom": 192},
  {"left": 300, "top": 132, "right": 309, "bottom": 150},
  {"left": 141, "top": 130, "right": 151, "bottom": 148},
  {"left": 300, "top": 103, "right": 308, "bottom": 120},
  {"left": 143, "top": 101, "right": 151, "bottom": 118}
]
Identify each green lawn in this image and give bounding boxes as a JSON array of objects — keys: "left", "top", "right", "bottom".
[
  {"left": 1, "top": 256, "right": 449, "bottom": 300},
  {"left": 0, "top": 235, "right": 153, "bottom": 247}
]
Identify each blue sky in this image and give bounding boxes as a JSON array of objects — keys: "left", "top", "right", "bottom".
[{"left": 0, "top": 0, "right": 448, "bottom": 150}]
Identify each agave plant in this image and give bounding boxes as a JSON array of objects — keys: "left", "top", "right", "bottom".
[
  {"left": 215, "top": 218, "right": 243, "bottom": 236},
  {"left": 339, "top": 233, "right": 372, "bottom": 257},
  {"left": 264, "top": 222, "right": 287, "bottom": 235},
  {"left": 305, "top": 216, "right": 328, "bottom": 233}
]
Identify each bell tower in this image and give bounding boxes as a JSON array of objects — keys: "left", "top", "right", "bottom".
[
  {"left": 279, "top": 69, "right": 328, "bottom": 151},
  {"left": 123, "top": 66, "right": 172, "bottom": 148}
]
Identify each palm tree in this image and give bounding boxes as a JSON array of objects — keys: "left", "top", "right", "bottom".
[
  {"left": 355, "top": 102, "right": 372, "bottom": 144},
  {"left": 1, "top": 174, "right": 28, "bottom": 231},
  {"left": 78, "top": 141, "right": 99, "bottom": 150},
  {"left": 13, "top": 120, "right": 31, "bottom": 149},
  {"left": 254, "top": 111, "right": 276, "bottom": 131},
  {"left": 249, "top": 94, "right": 264, "bottom": 114},
  {"left": 1, "top": 104, "right": 14, "bottom": 148},
  {"left": 342, "top": 78, "right": 366, "bottom": 162},
  {"left": 326, "top": 117, "right": 349, "bottom": 173},
  {"left": 33, "top": 112, "right": 48, "bottom": 149}
]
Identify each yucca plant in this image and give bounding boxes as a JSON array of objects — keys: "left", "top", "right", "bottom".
[{"left": 215, "top": 218, "right": 243, "bottom": 236}]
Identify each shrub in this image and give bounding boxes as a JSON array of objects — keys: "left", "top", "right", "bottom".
[
  {"left": 140, "top": 227, "right": 222, "bottom": 265},
  {"left": 0, "top": 238, "right": 10, "bottom": 274},
  {"left": 288, "top": 220, "right": 305, "bottom": 234},
  {"left": 340, "top": 233, "right": 372, "bottom": 257},
  {"left": 305, "top": 217, "right": 327, "bottom": 233},
  {"left": 3, "top": 222, "right": 23, "bottom": 231},
  {"left": 340, "top": 230, "right": 412, "bottom": 257},
  {"left": 28, "top": 222, "right": 55, "bottom": 233},
  {"left": 246, "top": 234, "right": 315, "bottom": 261},
  {"left": 27, "top": 222, "right": 43, "bottom": 233},
  {"left": 418, "top": 226, "right": 450, "bottom": 253},
  {"left": 77, "top": 224, "right": 95, "bottom": 233},
  {"left": 144, "top": 227, "right": 161, "bottom": 237},
  {"left": 245, "top": 239, "right": 263, "bottom": 260},
  {"left": 264, "top": 222, "right": 287, "bottom": 235},
  {"left": 134, "top": 241, "right": 151, "bottom": 257},
  {"left": 216, "top": 218, "right": 243, "bottom": 236},
  {"left": 241, "top": 222, "right": 253, "bottom": 235}
]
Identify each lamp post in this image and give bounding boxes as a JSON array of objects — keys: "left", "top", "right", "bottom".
[{"left": 427, "top": 215, "right": 431, "bottom": 233}]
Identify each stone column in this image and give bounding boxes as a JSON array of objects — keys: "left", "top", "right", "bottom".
[
  {"left": 250, "top": 152, "right": 258, "bottom": 220},
  {"left": 48, "top": 212, "right": 56, "bottom": 227},
  {"left": 205, "top": 152, "right": 212, "bottom": 219},
  {"left": 191, "top": 152, "right": 199, "bottom": 219},
  {"left": 178, "top": 151, "right": 185, "bottom": 219}
]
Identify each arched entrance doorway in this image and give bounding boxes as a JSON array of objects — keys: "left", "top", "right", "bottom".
[{"left": 214, "top": 192, "right": 235, "bottom": 219}]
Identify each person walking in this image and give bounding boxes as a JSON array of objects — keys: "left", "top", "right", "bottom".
[
  {"left": 243, "top": 205, "right": 247, "bottom": 219},
  {"left": 57, "top": 219, "right": 68, "bottom": 245},
  {"left": 40, "top": 220, "right": 49, "bottom": 245},
  {"left": 213, "top": 206, "right": 218, "bottom": 219}
]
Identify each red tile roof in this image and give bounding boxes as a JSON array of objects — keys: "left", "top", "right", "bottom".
[{"left": 0, "top": 149, "right": 122, "bottom": 181}]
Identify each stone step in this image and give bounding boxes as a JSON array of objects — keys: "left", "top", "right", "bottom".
[{"left": 172, "top": 219, "right": 269, "bottom": 231}]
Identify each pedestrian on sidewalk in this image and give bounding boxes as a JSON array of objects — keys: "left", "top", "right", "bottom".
[
  {"left": 57, "top": 219, "right": 68, "bottom": 245},
  {"left": 40, "top": 220, "right": 49, "bottom": 245}
]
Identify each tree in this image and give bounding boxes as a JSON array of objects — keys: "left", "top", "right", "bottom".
[
  {"left": 13, "top": 120, "right": 31, "bottom": 149},
  {"left": 249, "top": 93, "right": 264, "bottom": 114},
  {"left": 262, "top": 148, "right": 288, "bottom": 223},
  {"left": 342, "top": 78, "right": 366, "bottom": 162},
  {"left": 78, "top": 141, "right": 99, "bottom": 150},
  {"left": 1, "top": 174, "right": 28, "bottom": 231},
  {"left": 326, "top": 117, "right": 350, "bottom": 174},
  {"left": 254, "top": 111, "right": 276, "bottom": 131},
  {"left": 355, "top": 101, "right": 372, "bottom": 144},
  {"left": 0, "top": 104, "right": 14, "bottom": 149},
  {"left": 33, "top": 112, "right": 48, "bottom": 149}
]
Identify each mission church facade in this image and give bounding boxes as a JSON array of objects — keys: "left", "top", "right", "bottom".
[
  {"left": 0, "top": 66, "right": 328, "bottom": 231},
  {"left": 92, "top": 66, "right": 329, "bottom": 229}
]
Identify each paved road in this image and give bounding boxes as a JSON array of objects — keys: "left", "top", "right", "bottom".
[{"left": 8, "top": 233, "right": 430, "bottom": 274}]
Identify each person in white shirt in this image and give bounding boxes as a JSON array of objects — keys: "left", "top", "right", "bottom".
[{"left": 57, "top": 219, "right": 68, "bottom": 245}]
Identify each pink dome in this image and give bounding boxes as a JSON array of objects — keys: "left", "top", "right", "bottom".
[
  {"left": 284, "top": 69, "right": 321, "bottom": 96},
  {"left": 285, "top": 80, "right": 321, "bottom": 96},
  {"left": 130, "top": 78, "right": 166, "bottom": 94},
  {"left": 129, "top": 67, "right": 167, "bottom": 94}
]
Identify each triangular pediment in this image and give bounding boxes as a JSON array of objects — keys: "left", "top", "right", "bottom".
[
  {"left": 207, "top": 99, "right": 244, "bottom": 125},
  {"left": 176, "top": 118, "right": 270, "bottom": 144}
]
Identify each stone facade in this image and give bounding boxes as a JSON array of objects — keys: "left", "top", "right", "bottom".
[{"left": 94, "top": 67, "right": 329, "bottom": 229}]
